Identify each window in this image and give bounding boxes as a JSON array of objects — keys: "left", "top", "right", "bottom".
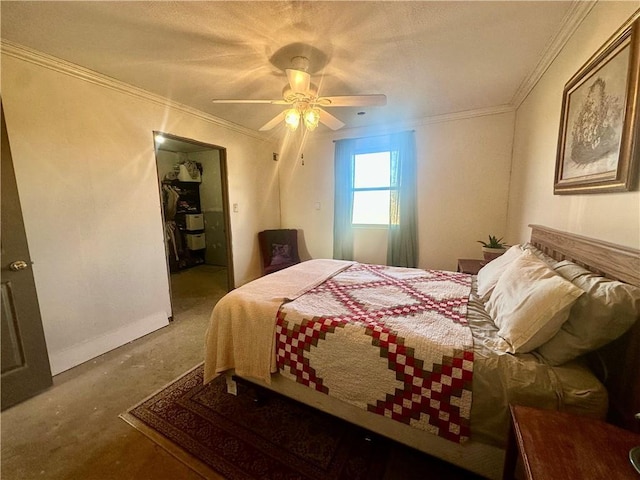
[
  {"left": 351, "top": 151, "right": 395, "bottom": 225},
  {"left": 334, "top": 131, "right": 416, "bottom": 266}
]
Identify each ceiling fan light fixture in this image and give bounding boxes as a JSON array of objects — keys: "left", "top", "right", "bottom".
[
  {"left": 284, "top": 108, "right": 301, "bottom": 131},
  {"left": 218, "top": 60, "right": 385, "bottom": 133},
  {"left": 303, "top": 107, "right": 320, "bottom": 131}
]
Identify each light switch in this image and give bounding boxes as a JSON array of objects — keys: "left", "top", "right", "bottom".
[
  {"left": 314, "top": 202, "right": 321, "bottom": 210},
  {"left": 233, "top": 203, "right": 239, "bottom": 213}
]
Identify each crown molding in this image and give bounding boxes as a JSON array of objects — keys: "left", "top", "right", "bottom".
[
  {"left": 1, "top": 0, "right": 594, "bottom": 144},
  {"left": 410, "top": 104, "right": 516, "bottom": 127},
  {"left": 0, "top": 40, "right": 271, "bottom": 142},
  {"left": 312, "top": 104, "right": 516, "bottom": 142},
  {"left": 510, "top": 0, "right": 597, "bottom": 108}
]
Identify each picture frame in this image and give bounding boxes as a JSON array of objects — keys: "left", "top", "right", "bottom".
[{"left": 554, "top": 15, "right": 639, "bottom": 194}]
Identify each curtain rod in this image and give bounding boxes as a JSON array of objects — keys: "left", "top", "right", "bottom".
[{"left": 332, "top": 130, "right": 415, "bottom": 143}]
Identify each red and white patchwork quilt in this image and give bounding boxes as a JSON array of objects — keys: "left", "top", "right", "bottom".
[{"left": 275, "top": 263, "right": 474, "bottom": 443}]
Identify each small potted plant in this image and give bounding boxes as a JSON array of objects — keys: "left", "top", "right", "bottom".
[{"left": 477, "top": 235, "right": 507, "bottom": 262}]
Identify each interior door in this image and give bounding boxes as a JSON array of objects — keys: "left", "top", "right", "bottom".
[{"left": 1, "top": 102, "right": 52, "bottom": 410}]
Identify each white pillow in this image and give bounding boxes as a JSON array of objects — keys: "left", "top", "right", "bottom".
[
  {"left": 476, "top": 245, "right": 523, "bottom": 301},
  {"left": 486, "top": 250, "right": 584, "bottom": 354}
]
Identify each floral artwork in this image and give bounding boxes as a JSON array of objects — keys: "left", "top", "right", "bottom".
[
  {"left": 562, "top": 50, "right": 628, "bottom": 179},
  {"left": 554, "top": 17, "right": 639, "bottom": 194},
  {"left": 570, "top": 79, "right": 622, "bottom": 164}
]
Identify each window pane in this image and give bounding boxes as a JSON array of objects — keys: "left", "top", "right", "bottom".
[
  {"left": 352, "top": 190, "right": 390, "bottom": 225},
  {"left": 354, "top": 152, "right": 390, "bottom": 188}
]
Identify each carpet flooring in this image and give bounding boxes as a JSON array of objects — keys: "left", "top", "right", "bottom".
[{"left": 122, "top": 365, "right": 484, "bottom": 480}]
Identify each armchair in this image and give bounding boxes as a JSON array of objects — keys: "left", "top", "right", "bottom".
[{"left": 258, "top": 229, "right": 301, "bottom": 275}]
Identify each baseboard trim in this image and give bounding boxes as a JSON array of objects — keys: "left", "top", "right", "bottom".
[{"left": 49, "top": 312, "right": 169, "bottom": 375}]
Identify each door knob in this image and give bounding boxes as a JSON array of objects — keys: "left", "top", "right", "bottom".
[{"left": 9, "top": 260, "right": 28, "bottom": 271}]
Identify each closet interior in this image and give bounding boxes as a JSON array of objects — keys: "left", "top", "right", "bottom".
[{"left": 154, "top": 134, "right": 231, "bottom": 301}]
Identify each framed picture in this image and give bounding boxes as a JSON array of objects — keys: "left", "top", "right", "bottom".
[{"left": 554, "top": 16, "right": 639, "bottom": 194}]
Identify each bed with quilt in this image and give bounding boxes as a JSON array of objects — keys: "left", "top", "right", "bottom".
[{"left": 203, "top": 225, "right": 640, "bottom": 479}]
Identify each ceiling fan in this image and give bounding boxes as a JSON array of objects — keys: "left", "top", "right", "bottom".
[{"left": 211, "top": 56, "right": 386, "bottom": 132}]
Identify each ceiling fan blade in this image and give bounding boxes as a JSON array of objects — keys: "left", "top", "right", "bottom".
[
  {"left": 258, "top": 112, "right": 284, "bottom": 131},
  {"left": 212, "top": 99, "right": 289, "bottom": 105},
  {"left": 317, "top": 108, "right": 345, "bottom": 130},
  {"left": 286, "top": 69, "right": 311, "bottom": 94},
  {"left": 317, "top": 94, "right": 387, "bottom": 107}
]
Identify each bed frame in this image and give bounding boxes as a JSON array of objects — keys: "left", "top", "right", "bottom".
[{"left": 231, "top": 225, "right": 640, "bottom": 479}]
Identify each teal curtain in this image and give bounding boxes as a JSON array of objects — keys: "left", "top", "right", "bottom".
[
  {"left": 387, "top": 131, "right": 418, "bottom": 267},
  {"left": 333, "top": 131, "right": 418, "bottom": 267},
  {"left": 333, "top": 139, "right": 356, "bottom": 260}
]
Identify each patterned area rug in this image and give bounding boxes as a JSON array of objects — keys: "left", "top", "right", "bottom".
[{"left": 121, "top": 364, "right": 484, "bottom": 480}]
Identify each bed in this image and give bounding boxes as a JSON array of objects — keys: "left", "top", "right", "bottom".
[{"left": 203, "top": 225, "right": 640, "bottom": 479}]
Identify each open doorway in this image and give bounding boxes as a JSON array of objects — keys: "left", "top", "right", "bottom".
[{"left": 153, "top": 132, "right": 234, "bottom": 319}]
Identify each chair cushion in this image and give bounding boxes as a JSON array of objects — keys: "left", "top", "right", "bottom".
[
  {"left": 270, "top": 243, "right": 292, "bottom": 266},
  {"left": 258, "top": 229, "right": 301, "bottom": 275}
]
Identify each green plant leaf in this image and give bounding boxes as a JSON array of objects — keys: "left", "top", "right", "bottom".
[{"left": 477, "top": 235, "right": 505, "bottom": 248}]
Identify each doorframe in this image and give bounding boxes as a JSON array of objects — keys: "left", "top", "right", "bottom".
[{"left": 152, "top": 131, "right": 235, "bottom": 319}]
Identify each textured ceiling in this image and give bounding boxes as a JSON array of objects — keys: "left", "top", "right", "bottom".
[{"left": 1, "top": 1, "right": 582, "bottom": 134}]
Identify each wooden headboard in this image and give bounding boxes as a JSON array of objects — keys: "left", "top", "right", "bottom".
[{"left": 529, "top": 225, "right": 640, "bottom": 433}]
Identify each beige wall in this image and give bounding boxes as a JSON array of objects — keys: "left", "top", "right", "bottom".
[
  {"left": 507, "top": 3, "right": 640, "bottom": 247},
  {"left": 2, "top": 49, "right": 280, "bottom": 374},
  {"left": 279, "top": 109, "right": 516, "bottom": 271},
  {"left": 192, "top": 149, "right": 224, "bottom": 213}
]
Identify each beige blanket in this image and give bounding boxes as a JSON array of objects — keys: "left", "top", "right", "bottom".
[{"left": 203, "top": 259, "right": 354, "bottom": 384}]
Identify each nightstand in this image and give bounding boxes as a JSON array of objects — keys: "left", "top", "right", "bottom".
[
  {"left": 457, "top": 258, "right": 485, "bottom": 275},
  {"left": 503, "top": 405, "right": 640, "bottom": 479}
]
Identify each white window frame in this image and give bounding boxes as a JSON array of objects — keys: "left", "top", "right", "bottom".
[{"left": 351, "top": 150, "right": 396, "bottom": 227}]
